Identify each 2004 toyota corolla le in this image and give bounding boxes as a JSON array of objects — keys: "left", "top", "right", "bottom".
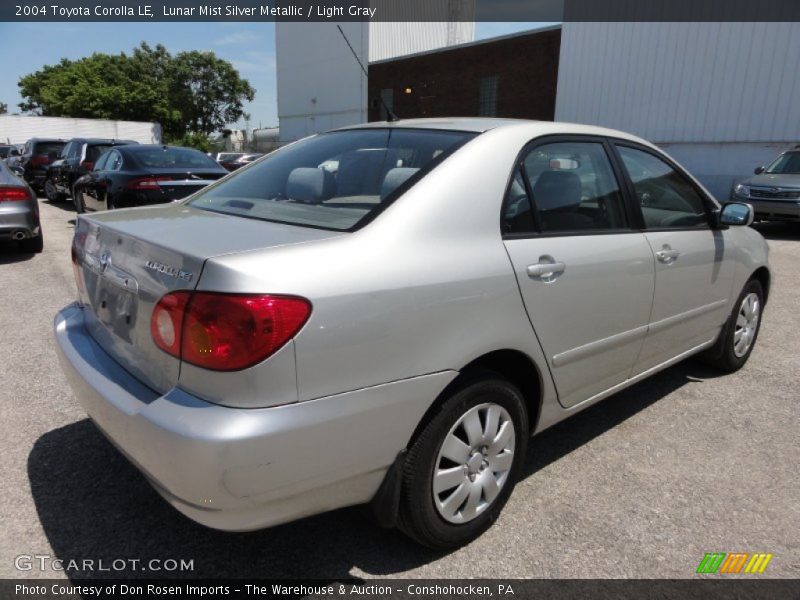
[{"left": 54, "top": 119, "right": 770, "bottom": 548}]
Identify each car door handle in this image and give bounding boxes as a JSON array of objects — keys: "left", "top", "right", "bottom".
[
  {"left": 656, "top": 249, "right": 681, "bottom": 263},
  {"left": 527, "top": 262, "right": 566, "bottom": 278}
]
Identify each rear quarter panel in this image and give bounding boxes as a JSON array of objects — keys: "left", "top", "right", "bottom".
[{"left": 196, "top": 125, "right": 560, "bottom": 410}]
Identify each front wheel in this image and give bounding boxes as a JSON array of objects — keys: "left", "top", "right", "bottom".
[
  {"left": 701, "top": 279, "right": 764, "bottom": 372},
  {"left": 398, "top": 374, "right": 528, "bottom": 549}
]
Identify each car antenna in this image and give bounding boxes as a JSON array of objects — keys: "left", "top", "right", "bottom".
[{"left": 336, "top": 24, "right": 399, "bottom": 122}]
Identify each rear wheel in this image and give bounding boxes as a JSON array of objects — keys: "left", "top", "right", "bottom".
[
  {"left": 73, "top": 186, "right": 85, "bottom": 213},
  {"left": 44, "top": 179, "right": 64, "bottom": 202},
  {"left": 398, "top": 374, "right": 528, "bottom": 549},
  {"left": 19, "top": 233, "right": 44, "bottom": 254},
  {"left": 701, "top": 279, "right": 764, "bottom": 372}
]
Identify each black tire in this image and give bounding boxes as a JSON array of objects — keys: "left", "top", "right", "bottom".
[
  {"left": 700, "top": 279, "right": 764, "bottom": 373},
  {"left": 44, "top": 179, "right": 64, "bottom": 202},
  {"left": 397, "top": 373, "right": 529, "bottom": 549},
  {"left": 19, "top": 233, "right": 44, "bottom": 254},
  {"left": 73, "top": 186, "right": 85, "bottom": 213}
]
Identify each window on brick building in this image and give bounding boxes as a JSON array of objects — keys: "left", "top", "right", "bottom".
[{"left": 478, "top": 76, "right": 498, "bottom": 117}]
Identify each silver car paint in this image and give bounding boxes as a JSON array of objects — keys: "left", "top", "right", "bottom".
[
  {"left": 0, "top": 161, "right": 40, "bottom": 240},
  {"left": 56, "top": 119, "right": 770, "bottom": 532}
]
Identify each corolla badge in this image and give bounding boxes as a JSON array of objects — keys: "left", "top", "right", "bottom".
[{"left": 145, "top": 260, "right": 193, "bottom": 282}]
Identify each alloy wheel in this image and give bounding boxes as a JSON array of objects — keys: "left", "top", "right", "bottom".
[{"left": 734, "top": 292, "right": 760, "bottom": 358}]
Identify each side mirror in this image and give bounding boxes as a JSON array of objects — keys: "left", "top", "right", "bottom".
[
  {"left": 720, "top": 202, "right": 754, "bottom": 227},
  {"left": 754, "top": 166, "right": 765, "bottom": 175}
]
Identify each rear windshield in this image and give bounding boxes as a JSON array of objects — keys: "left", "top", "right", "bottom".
[
  {"left": 33, "top": 141, "right": 65, "bottom": 155},
  {"left": 766, "top": 151, "right": 800, "bottom": 175},
  {"left": 86, "top": 144, "right": 115, "bottom": 163},
  {"left": 189, "top": 128, "right": 476, "bottom": 231},
  {"left": 131, "top": 147, "right": 220, "bottom": 169},
  {"left": 217, "top": 153, "right": 243, "bottom": 162}
]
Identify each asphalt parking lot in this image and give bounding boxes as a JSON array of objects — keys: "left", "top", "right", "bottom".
[{"left": 1, "top": 197, "right": 798, "bottom": 581}]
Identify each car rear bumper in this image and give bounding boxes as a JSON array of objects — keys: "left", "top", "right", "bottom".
[
  {"left": 0, "top": 202, "right": 40, "bottom": 239},
  {"left": 54, "top": 303, "right": 453, "bottom": 531}
]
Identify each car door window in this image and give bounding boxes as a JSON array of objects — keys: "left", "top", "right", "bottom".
[
  {"left": 617, "top": 146, "right": 709, "bottom": 229},
  {"left": 503, "top": 141, "right": 628, "bottom": 234}
]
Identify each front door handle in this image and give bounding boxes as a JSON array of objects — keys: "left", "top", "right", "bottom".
[{"left": 527, "top": 261, "right": 566, "bottom": 278}]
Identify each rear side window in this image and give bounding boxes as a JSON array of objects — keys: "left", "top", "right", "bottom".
[
  {"left": 105, "top": 150, "right": 123, "bottom": 171},
  {"left": 34, "top": 141, "right": 65, "bottom": 156},
  {"left": 504, "top": 141, "right": 628, "bottom": 234},
  {"left": 86, "top": 145, "right": 113, "bottom": 163},
  {"left": 93, "top": 151, "right": 111, "bottom": 171},
  {"left": 131, "top": 147, "right": 219, "bottom": 169},
  {"left": 616, "top": 146, "right": 709, "bottom": 229},
  {"left": 190, "top": 128, "right": 476, "bottom": 231}
]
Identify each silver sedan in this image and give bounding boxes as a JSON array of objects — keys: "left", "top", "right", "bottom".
[
  {"left": 55, "top": 119, "right": 770, "bottom": 548},
  {"left": 0, "top": 160, "right": 43, "bottom": 253}
]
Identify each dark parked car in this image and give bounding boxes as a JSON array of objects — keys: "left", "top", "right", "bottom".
[
  {"left": 15, "top": 138, "right": 67, "bottom": 193},
  {"left": 44, "top": 138, "right": 138, "bottom": 202},
  {"left": 0, "top": 145, "right": 17, "bottom": 160},
  {"left": 0, "top": 160, "right": 43, "bottom": 253},
  {"left": 215, "top": 152, "right": 247, "bottom": 170},
  {"left": 73, "top": 145, "right": 228, "bottom": 213},
  {"left": 221, "top": 153, "right": 265, "bottom": 171}
]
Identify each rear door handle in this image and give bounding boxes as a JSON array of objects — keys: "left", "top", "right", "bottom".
[
  {"left": 656, "top": 249, "right": 680, "bottom": 263},
  {"left": 527, "top": 261, "right": 566, "bottom": 278}
]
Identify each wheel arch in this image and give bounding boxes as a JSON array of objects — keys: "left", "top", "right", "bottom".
[
  {"left": 751, "top": 266, "right": 771, "bottom": 304},
  {"left": 409, "top": 349, "right": 544, "bottom": 449}
]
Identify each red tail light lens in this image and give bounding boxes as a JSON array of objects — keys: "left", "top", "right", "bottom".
[
  {"left": 28, "top": 155, "right": 49, "bottom": 167},
  {"left": 127, "top": 176, "right": 172, "bottom": 190},
  {"left": 151, "top": 291, "right": 191, "bottom": 357},
  {"left": 151, "top": 292, "right": 311, "bottom": 371},
  {"left": 0, "top": 187, "right": 30, "bottom": 201},
  {"left": 80, "top": 161, "right": 94, "bottom": 171}
]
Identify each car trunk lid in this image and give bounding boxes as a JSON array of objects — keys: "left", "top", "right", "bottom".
[{"left": 72, "top": 204, "right": 343, "bottom": 393}]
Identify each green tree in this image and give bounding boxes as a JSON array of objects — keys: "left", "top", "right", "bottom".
[
  {"left": 17, "top": 43, "right": 255, "bottom": 142},
  {"left": 0, "top": 102, "right": 7, "bottom": 114}
]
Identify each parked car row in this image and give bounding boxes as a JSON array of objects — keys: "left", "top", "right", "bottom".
[{"left": 0, "top": 136, "right": 236, "bottom": 254}]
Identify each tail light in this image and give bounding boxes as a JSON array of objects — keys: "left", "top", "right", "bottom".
[
  {"left": 151, "top": 292, "right": 311, "bottom": 371},
  {"left": 28, "top": 155, "right": 49, "bottom": 167},
  {"left": 80, "top": 161, "right": 94, "bottom": 171},
  {"left": 0, "top": 187, "right": 30, "bottom": 201},
  {"left": 127, "top": 176, "right": 172, "bottom": 190}
]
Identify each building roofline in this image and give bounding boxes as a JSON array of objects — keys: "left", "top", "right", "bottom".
[{"left": 368, "top": 23, "right": 563, "bottom": 66}]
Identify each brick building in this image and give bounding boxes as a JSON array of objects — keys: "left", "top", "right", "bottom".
[{"left": 367, "top": 26, "right": 561, "bottom": 123}]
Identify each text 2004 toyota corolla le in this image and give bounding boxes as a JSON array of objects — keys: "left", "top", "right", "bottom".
[{"left": 55, "top": 119, "right": 770, "bottom": 548}]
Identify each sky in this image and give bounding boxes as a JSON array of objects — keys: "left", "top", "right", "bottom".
[{"left": 0, "top": 21, "right": 555, "bottom": 130}]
